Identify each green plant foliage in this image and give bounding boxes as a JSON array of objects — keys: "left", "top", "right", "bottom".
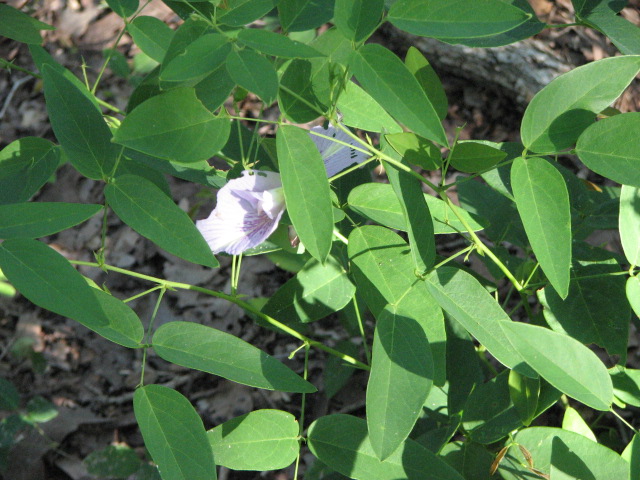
[
  {"left": 308, "top": 414, "right": 464, "bottom": 480},
  {"left": 152, "top": 322, "right": 316, "bottom": 393},
  {"left": 127, "top": 16, "right": 174, "bottom": 62},
  {"left": 84, "top": 444, "right": 141, "bottom": 478},
  {"left": 350, "top": 44, "right": 447, "bottom": 146},
  {"left": 576, "top": 111, "right": 640, "bottom": 187},
  {"left": 105, "top": 175, "right": 219, "bottom": 268},
  {"left": 207, "top": 409, "right": 299, "bottom": 470},
  {"left": 501, "top": 322, "right": 613, "bottom": 410},
  {"left": 511, "top": 156, "right": 571, "bottom": 298},
  {"left": 262, "top": 255, "right": 355, "bottom": 323},
  {"left": 114, "top": 88, "right": 230, "bottom": 163},
  {"left": 42, "top": 65, "right": 119, "bottom": 180},
  {"left": 277, "top": 125, "right": 334, "bottom": 262},
  {"left": 499, "top": 427, "right": 628, "bottom": 479},
  {"left": 521, "top": 55, "right": 640, "bottom": 153},
  {"left": 387, "top": 0, "right": 530, "bottom": 39},
  {"left": 367, "top": 305, "right": 434, "bottom": 460},
  {"left": 134, "top": 385, "right": 216, "bottom": 480},
  {"left": 0, "top": 4, "right": 54, "bottom": 44},
  {"left": 0, "top": 203, "right": 101, "bottom": 239},
  {"left": 3, "top": 4, "right": 640, "bottom": 479}
]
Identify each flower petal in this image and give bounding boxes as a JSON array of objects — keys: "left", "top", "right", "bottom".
[
  {"left": 196, "top": 170, "right": 285, "bottom": 255},
  {"left": 311, "top": 124, "right": 369, "bottom": 177}
]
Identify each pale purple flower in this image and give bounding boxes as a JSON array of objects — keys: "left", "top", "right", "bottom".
[{"left": 197, "top": 124, "right": 367, "bottom": 255}]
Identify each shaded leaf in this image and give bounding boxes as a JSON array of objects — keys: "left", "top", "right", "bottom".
[{"left": 0, "top": 203, "right": 101, "bottom": 239}]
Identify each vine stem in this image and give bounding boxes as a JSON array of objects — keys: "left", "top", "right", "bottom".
[{"left": 70, "top": 260, "right": 370, "bottom": 371}]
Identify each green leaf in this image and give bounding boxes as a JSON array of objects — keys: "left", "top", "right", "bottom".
[
  {"left": 337, "top": 82, "right": 403, "bottom": 134},
  {"left": 0, "top": 378, "right": 19, "bottom": 411},
  {"left": 572, "top": 0, "right": 627, "bottom": 16},
  {"left": 404, "top": 46, "right": 448, "bottom": 121},
  {"left": 307, "top": 414, "right": 464, "bottom": 480},
  {"left": 347, "top": 227, "right": 446, "bottom": 385},
  {"left": 207, "top": 409, "right": 299, "bottom": 470},
  {"left": 152, "top": 321, "right": 316, "bottom": 393},
  {"left": 437, "top": 0, "right": 544, "bottom": 48},
  {"left": 562, "top": 406, "right": 596, "bottom": 442},
  {"left": 611, "top": 366, "right": 640, "bottom": 407},
  {"left": 194, "top": 63, "right": 237, "bottom": 112},
  {"left": 576, "top": 112, "right": 640, "bottom": 187},
  {"left": 0, "top": 138, "right": 59, "bottom": 205},
  {"left": 23, "top": 396, "right": 58, "bottom": 424},
  {"left": 462, "top": 370, "right": 523, "bottom": 444},
  {"left": 277, "top": 125, "right": 333, "bottom": 263},
  {"left": 105, "top": 174, "right": 218, "bottom": 268},
  {"left": 627, "top": 275, "right": 640, "bottom": 319},
  {"left": 262, "top": 256, "right": 355, "bottom": 323},
  {"left": 42, "top": 65, "right": 118, "bottom": 180},
  {"left": 538, "top": 261, "right": 630, "bottom": 359},
  {"left": 511, "top": 157, "right": 571, "bottom": 298},
  {"left": 388, "top": 0, "right": 530, "bottom": 39},
  {"left": 217, "top": 0, "right": 277, "bottom": 27},
  {"left": 324, "top": 340, "right": 359, "bottom": 399},
  {"left": 0, "top": 4, "right": 54, "bottom": 44},
  {"left": 385, "top": 133, "right": 442, "bottom": 170},
  {"left": 449, "top": 140, "right": 507, "bottom": 173},
  {"left": 106, "top": 0, "right": 138, "bottom": 17},
  {"left": 226, "top": 49, "right": 278, "bottom": 104},
  {"left": 620, "top": 185, "right": 640, "bottom": 266},
  {"left": 350, "top": 44, "right": 447, "bottom": 146},
  {"left": 425, "top": 267, "right": 535, "bottom": 377},
  {"left": 509, "top": 370, "right": 540, "bottom": 427},
  {"left": 622, "top": 434, "right": 640, "bottom": 480},
  {"left": 457, "top": 175, "right": 528, "bottom": 247},
  {"left": 367, "top": 305, "right": 434, "bottom": 460},
  {"left": 521, "top": 55, "right": 640, "bottom": 154},
  {"left": 500, "top": 322, "right": 613, "bottom": 410},
  {"left": 0, "top": 239, "right": 143, "bottom": 348},
  {"left": 334, "top": 0, "right": 383, "bottom": 42},
  {"left": 582, "top": 11, "right": 640, "bottom": 55},
  {"left": 133, "top": 385, "right": 216, "bottom": 480},
  {"left": 278, "top": 58, "right": 331, "bottom": 123},
  {"left": 114, "top": 88, "right": 230, "bottom": 164},
  {"left": 348, "top": 183, "right": 484, "bottom": 235},
  {"left": 237, "top": 29, "right": 324, "bottom": 58},
  {"left": 278, "top": 0, "right": 335, "bottom": 32},
  {"left": 445, "top": 317, "right": 483, "bottom": 416},
  {"left": 383, "top": 154, "right": 435, "bottom": 273},
  {"left": 0, "top": 203, "right": 101, "bottom": 239},
  {"left": 127, "top": 16, "right": 174, "bottom": 62},
  {"left": 440, "top": 442, "right": 494, "bottom": 480},
  {"left": 160, "top": 33, "right": 231, "bottom": 84},
  {"left": 499, "top": 427, "right": 628, "bottom": 480},
  {"left": 84, "top": 445, "right": 141, "bottom": 478}
]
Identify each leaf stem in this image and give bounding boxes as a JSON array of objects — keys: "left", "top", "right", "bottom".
[{"left": 139, "top": 286, "right": 166, "bottom": 387}]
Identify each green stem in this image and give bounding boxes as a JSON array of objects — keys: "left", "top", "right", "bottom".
[
  {"left": 352, "top": 296, "right": 371, "bottom": 365},
  {"left": 611, "top": 408, "right": 640, "bottom": 436},
  {"left": 439, "top": 194, "right": 524, "bottom": 291},
  {"left": 0, "top": 58, "right": 41, "bottom": 78},
  {"left": 334, "top": 123, "right": 441, "bottom": 192},
  {"left": 70, "top": 261, "right": 370, "bottom": 370},
  {"left": 96, "top": 97, "right": 126, "bottom": 115},
  {"left": 139, "top": 286, "right": 167, "bottom": 387},
  {"left": 333, "top": 229, "right": 349, "bottom": 245},
  {"left": 293, "top": 343, "right": 310, "bottom": 480}
]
